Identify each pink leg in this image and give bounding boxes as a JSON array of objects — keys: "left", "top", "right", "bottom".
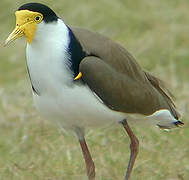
[
  {"left": 75, "top": 127, "right": 95, "bottom": 180},
  {"left": 79, "top": 139, "right": 95, "bottom": 180},
  {"left": 121, "top": 119, "right": 139, "bottom": 180}
]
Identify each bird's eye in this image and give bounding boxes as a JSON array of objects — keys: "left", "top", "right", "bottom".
[
  {"left": 34, "top": 15, "right": 43, "bottom": 23},
  {"left": 35, "top": 16, "right": 40, "bottom": 21}
]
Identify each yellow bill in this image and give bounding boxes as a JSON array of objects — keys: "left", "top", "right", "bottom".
[
  {"left": 4, "top": 26, "right": 24, "bottom": 46},
  {"left": 4, "top": 10, "right": 43, "bottom": 46}
]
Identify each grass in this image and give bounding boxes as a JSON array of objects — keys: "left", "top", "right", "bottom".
[{"left": 0, "top": 0, "right": 189, "bottom": 179}]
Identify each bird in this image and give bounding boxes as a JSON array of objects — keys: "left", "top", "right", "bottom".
[{"left": 5, "top": 2, "right": 184, "bottom": 180}]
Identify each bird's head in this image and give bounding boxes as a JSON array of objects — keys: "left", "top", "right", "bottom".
[{"left": 5, "top": 3, "right": 58, "bottom": 46}]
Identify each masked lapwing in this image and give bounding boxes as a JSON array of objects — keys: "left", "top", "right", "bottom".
[{"left": 5, "top": 3, "right": 184, "bottom": 180}]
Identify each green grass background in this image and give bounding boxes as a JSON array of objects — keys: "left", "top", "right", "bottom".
[{"left": 0, "top": 0, "right": 189, "bottom": 179}]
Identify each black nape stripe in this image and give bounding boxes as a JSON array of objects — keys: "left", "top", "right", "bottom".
[
  {"left": 67, "top": 27, "right": 86, "bottom": 78},
  {"left": 18, "top": 3, "right": 58, "bottom": 23}
]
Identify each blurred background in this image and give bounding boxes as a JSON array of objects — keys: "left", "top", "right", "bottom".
[{"left": 0, "top": 0, "right": 188, "bottom": 179}]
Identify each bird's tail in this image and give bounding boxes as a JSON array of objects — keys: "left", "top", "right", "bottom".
[{"left": 157, "top": 120, "right": 184, "bottom": 129}]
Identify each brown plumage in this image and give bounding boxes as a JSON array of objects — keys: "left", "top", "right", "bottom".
[
  {"left": 5, "top": 3, "right": 184, "bottom": 179},
  {"left": 72, "top": 27, "right": 180, "bottom": 118}
]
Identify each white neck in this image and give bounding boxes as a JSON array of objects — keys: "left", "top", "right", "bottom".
[
  {"left": 26, "top": 19, "right": 73, "bottom": 95},
  {"left": 32, "top": 19, "right": 69, "bottom": 46}
]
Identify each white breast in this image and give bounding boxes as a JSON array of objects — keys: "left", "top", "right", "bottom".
[
  {"left": 26, "top": 19, "right": 178, "bottom": 130},
  {"left": 26, "top": 19, "right": 125, "bottom": 129},
  {"left": 26, "top": 19, "right": 72, "bottom": 95}
]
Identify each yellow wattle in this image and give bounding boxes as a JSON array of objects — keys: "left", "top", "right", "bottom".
[
  {"left": 15, "top": 10, "right": 41, "bottom": 43},
  {"left": 21, "top": 21, "right": 37, "bottom": 43}
]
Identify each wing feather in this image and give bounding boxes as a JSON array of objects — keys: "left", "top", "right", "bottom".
[
  {"left": 80, "top": 56, "right": 178, "bottom": 116},
  {"left": 71, "top": 27, "right": 179, "bottom": 118}
]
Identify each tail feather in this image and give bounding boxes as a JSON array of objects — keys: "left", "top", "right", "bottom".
[
  {"left": 174, "top": 120, "right": 184, "bottom": 127},
  {"left": 144, "top": 71, "right": 181, "bottom": 120},
  {"left": 157, "top": 120, "right": 184, "bottom": 129}
]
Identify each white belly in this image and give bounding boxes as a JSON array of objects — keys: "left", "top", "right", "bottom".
[
  {"left": 33, "top": 84, "right": 126, "bottom": 129},
  {"left": 26, "top": 19, "right": 178, "bottom": 130}
]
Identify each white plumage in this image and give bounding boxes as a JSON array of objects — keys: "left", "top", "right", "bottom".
[
  {"left": 26, "top": 18, "right": 178, "bottom": 130},
  {"left": 5, "top": 3, "right": 183, "bottom": 179},
  {"left": 26, "top": 19, "right": 125, "bottom": 129}
]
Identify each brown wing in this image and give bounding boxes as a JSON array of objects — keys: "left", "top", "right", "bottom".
[
  {"left": 71, "top": 27, "right": 179, "bottom": 118},
  {"left": 144, "top": 72, "right": 180, "bottom": 119}
]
